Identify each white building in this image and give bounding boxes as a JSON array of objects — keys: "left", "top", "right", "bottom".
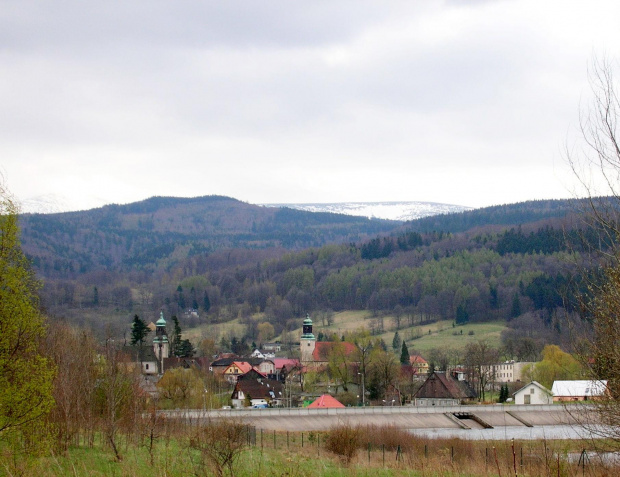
[
  {"left": 482, "top": 361, "right": 534, "bottom": 383},
  {"left": 551, "top": 380, "right": 608, "bottom": 402},
  {"left": 513, "top": 381, "right": 553, "bottom": 405}
]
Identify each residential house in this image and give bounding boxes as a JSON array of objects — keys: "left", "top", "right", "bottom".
[
  {"left": 209, "top": 355, "right": 242, "bottom": 374},
  {"left": 413, "top": 371, "right": 477, "bottom": 406},
  {"left": 307, "top": 394, "right": 345, "bottom": 409},
  {"left": 262, "top": 342, "right": 282, "bottom": 352},
  {"left": 513, "top": 381, "right": 553, "bottom": 405},
  {"left": 250, "top": 349, "right": 275, "bottom": 360},
  {"left": 231, "top": 369, "right": 284, "bottom": 408},
  {"left": 223, "top": 361, "right": 253, "bottom": 384},
  {"left": 409, "top": 355, "right": 429, "bottom": 375},
  {"left": 255, "top": 359, "right": 276, "bottom": 377},
  {"left": 551, "top": 380, "right": 608, "bottom": 402}
]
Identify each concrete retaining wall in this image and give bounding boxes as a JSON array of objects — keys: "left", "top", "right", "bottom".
[{"left": 160, "top": 404, "right": 592, "bottom": 431}]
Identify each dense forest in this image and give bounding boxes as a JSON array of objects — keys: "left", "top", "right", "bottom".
[
  {"left": 19, "top": 196, "right": 608, "bottom": 356},
  {"left": 19, "top": 195, "right": 398, "bottom": 278}
]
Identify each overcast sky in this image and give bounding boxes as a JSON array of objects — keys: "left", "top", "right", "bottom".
[{"left": 2, "top": 0, "right": 620, "bottom": 211}]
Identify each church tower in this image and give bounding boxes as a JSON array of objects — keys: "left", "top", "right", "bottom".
[
  {"left": 152, "top": 311, "right": 169, "bottom": 373},
  {"left": 300, "top": 314, "right": 316, "bottom": 364}
]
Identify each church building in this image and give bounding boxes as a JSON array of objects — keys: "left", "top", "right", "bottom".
[
  {"left": 152, "top": 311, "right": 170, "bottom": 374},
  {"left": 299, "top": 314, "right": 357, "bottom": 369}
]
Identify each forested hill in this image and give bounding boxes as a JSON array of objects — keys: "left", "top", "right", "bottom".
[
  {"left": 407, "top": 199, "right": 581, "bottom": 233},
  {"left": 19, "top": 195, "right": 399, "bottom": 279},
  {"left": 27, "top": 194, "right": 611, "bottom": 357}
]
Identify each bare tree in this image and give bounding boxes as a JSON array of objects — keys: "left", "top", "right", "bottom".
[
  {"left": 46, "top": 323, "right": 98, "bottom": 452},
  {"left": 95, "top": 339, "right": 139, "bottom": 461},
  {"left": 464, "top": 340, "right": 499, "bottom": 402},
  {"left": 189, "top": 418, "right": 247, "bottom": 477},
  {"left": 567, "top": 56, "right": 620, "bottom": 448}
]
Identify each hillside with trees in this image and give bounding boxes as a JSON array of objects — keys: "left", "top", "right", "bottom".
[
  {"left": 17, "top": 195, "right": 606, "bottom": 357},
  {"left": 19, "top": 195, "right": 399, "bottom": 279}
]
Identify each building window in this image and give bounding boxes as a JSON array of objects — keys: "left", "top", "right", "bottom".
[
  {"left": 146, "top": 364, "right": 149, "bottom": 370},
  {"left": 530, "top": 388, "right": 535, "bottom": 394}
]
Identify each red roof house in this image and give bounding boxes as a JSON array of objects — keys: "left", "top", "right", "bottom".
[{"left": 307, "top": 394, "right": 345, "bottom": 409}]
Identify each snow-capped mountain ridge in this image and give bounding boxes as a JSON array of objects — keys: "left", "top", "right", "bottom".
[
  {"left": 264, "top": 201, "right": 471, "bottom": 221},
  {"left": 19, "top": 193, "right": 471, "bottom": 221}
]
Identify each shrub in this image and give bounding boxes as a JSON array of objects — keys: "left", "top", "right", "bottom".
[
  {"left": 189, "top": 418, "right": 247, "bottom": 477},
  {"left": 324, "top": 422, "right": 361, "bottom": 464},
  {"left": 359, "top": 424, "right": 413, "bottom": 451},
  {"left": 336, "top": 392, "right": 358, "bottom": 407}
]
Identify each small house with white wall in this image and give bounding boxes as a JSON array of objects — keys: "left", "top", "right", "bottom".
[
  {"left": 513, "top": 381, "right": 553, "bottom": 405},
  {"left": 230, "top": 369, "right": 284, "bottom": 408}
]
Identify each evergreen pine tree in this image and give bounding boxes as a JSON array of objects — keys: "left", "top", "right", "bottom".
[
  {"left": 176, "top": 285, "right": 186, "bottom": 310},
  {"left": 177, "top": 339, "right": 195, "bottom": 358},
  {"left": 171, "top": 315, "right": 183, "bottom": 357},
  {"left": 498, "top": 384, "right": 510, "bottom": 403},
  {"left": 400, "top": 340, "right": 410, "bottom": 365},
  {"left": 392, "top": 331, "right": 402, "bottom": 352},
  {"left": 455, "top": 303, "right": 469, "bottom": 325},
  {"left": 130, "top": 314, "right": 150, "bottom": 346},
  {"left": 203, "top": 291, "right": 211, "bottom": 312},
  {"left": 510, "top": 293, "right": 522, "bottom": 319}
]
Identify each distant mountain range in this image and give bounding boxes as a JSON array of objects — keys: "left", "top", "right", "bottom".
[
  {"left": 19, "top": 196, "right": 400, "bottom": 278},
  {"left": 263, "top": 201, "right": 471, "bottom": 221},
  {"left": 20, "top": 193, "right": 471, "bottom": 221}
]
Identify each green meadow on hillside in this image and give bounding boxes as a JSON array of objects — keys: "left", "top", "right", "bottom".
[{"left": 181, "top": 310, "right": 507, "bottom": 358}]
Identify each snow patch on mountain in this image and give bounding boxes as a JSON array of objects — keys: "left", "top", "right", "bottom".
[
  {"left": 19, "top": 194, "right": 109, "bottom": 214},
  {"left": 265, "top": 201, "right": 471, "bottom": 221},
  {"left": 19, "top": 194, "right": 471, "bottom": 221}
]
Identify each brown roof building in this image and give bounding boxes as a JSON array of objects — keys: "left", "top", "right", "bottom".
[
  {"left": 231, "top": 369, "right": 284, "bottom": 408},
  {"left": 413, "top": 371, "right": 476, "bottom": 406}
]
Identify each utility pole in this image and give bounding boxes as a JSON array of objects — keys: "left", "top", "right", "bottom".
[{"left": 358, "top": 372, "right": 365, "bottom": 407}]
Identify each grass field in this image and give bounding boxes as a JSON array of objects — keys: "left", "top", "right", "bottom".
[
  {"left": 179, "top": 309, "right": 507, "bottom": 358},
  {"left": 5, "top": 426, "right": 613, "bottom": 477},
  {"left": 308, "top": 312, "right": 507, "bottom": 354}
]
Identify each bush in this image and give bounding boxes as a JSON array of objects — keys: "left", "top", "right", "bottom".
[
  {"left": 336, "top": 392, "right": 358, "bottom": 407},
  {"left": 358, "top": 424, "right": 413, "bottom": 451},
  {"left": 324, "top": 422, "right": 361, "bottom": 464},
  {"left": 189, "top": 418, "right": 247, "bottom": 477}
]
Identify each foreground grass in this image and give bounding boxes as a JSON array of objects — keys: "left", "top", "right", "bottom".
[{"left": 4, "top": 428, "right": 617, "bottom": 477}]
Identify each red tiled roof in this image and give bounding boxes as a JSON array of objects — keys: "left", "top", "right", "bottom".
[
  {"left": 409, "top": 355, "right": 427, "bottom": 365},
  {"left": 273, "top": 358, "right": 300, "bottom": 370},
  {"left": 307, "top": 394, "right": 345, "bottom": 408},
  {"left": 224, "top": 361, "right": 252, "bottom": 374},
  {"left": 313, "top": 341, "right": 357, "bottom": 361}
]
